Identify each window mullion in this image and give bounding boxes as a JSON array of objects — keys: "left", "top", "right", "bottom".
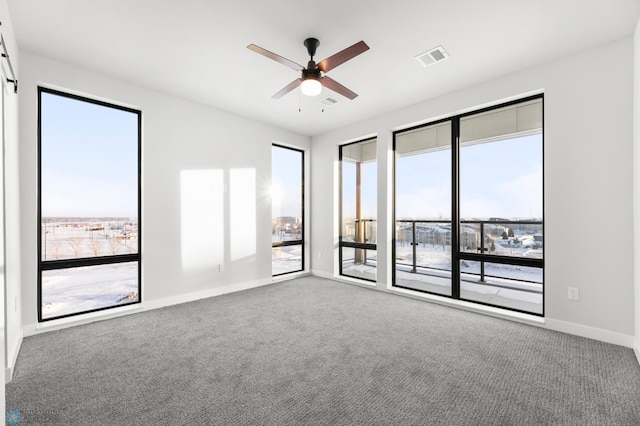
[{"left": 451, "top": 117, "right": 460, "bottom": 299}]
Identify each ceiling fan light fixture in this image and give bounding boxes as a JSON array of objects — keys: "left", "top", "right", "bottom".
[
  {"left": 248, "top": 38, "right": 369, "bottom": 99},
  {"left": 300, "top": 78, "right": 322, "bottom": 96}
]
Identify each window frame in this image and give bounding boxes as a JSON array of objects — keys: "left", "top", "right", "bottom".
[
  {"left": 339, "top": 137, "right": 377, "bottom": 282},
  {"left": 271, "top": 143, "right": 305, "bottom": 277},
  {"left": 392, "top": 94, "right": 544, "bottom": 316},
  {"left": 37, "top": 87, "right": 142, "bottom": 322}
]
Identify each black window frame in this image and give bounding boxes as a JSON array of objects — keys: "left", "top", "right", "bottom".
[
  {"left": 392, "top": 94, "right": 544, "bottom": 316},
  {"left": 339, "top": 137, "right": 377, "bottom": 282},
  {"left": 37, "top": 87, "right": 142, "bottom": 322},
  {"left": 271, "top": 143, "right": 305, "bottom": 277}
]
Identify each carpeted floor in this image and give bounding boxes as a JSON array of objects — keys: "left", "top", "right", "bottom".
[{"left": 6, "top": 276, "right": 640, "bottom": 425}]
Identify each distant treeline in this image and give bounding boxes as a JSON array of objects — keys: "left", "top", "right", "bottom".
[{"left": 42, "top": 217, "right": 137, "bottom": 222}]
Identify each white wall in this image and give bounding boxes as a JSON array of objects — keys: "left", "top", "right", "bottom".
[
  {"left": 1, "top": 0, "right": 19, "bottom": 395},
  {"left": 311, "top": 36, "right": 635, "bottom": 345},
  {"left": 634, "top": 18, "right": 640, "bottom": 362},
  {"left": 8, "top": 17, "right": 638, "bottom": 376},
  {"left": 18, "top": 53, "right": 310, "bottom": 335}
]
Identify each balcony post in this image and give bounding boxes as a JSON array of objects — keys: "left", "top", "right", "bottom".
[
  {"left": 355, "top": 161, "right": 364, "bottom": 263},
  {"left": 363, "top": 219, "right": 367, "bottom": 265},
  {"left": 412, "top": 221, "right": 417, "bottom": 273},
  {"left": 480, "top": 222, "right": 485, "bottom": 282}
]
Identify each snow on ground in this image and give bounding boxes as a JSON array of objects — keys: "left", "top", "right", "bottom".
[
  {"left": 41, "top": 262, "right": 138, "bottom": 320},
  {"left": 41, "top": 220, "right": 542, "bottom": 317},
  {"left": 343, "top": 242, "right": 543, "bottom": 314},
  {"left": 41, "top": 218, "right": 137, "bottom": 260},
  {"left": 40, "top": 218, "right": 139, "bottom": 319},
  {"left": 272, "top": 245, "right": 302, "bottom": 275},
  {"left": 395, "top": 244, "right": 542, "bottom": 283}
]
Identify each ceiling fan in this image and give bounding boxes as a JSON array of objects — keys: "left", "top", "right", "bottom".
[{"left": 247, "top": 38, "right": 369, "bottom": 100}]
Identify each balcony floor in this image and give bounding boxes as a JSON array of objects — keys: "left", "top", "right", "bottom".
[{"left": 342, "top": 261, "right": 543, "bottom": 315}]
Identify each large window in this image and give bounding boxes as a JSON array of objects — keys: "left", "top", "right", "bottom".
[
  {"left": 340, "top": 138, "right": 377, "bottom": 281},
  {"left": 272, "top": 144, "right": 304, "bottom": 276},
  {"left": 395, "top": 122, "right": 451, "bottom": 295},
  {"left": 38, "top": 88, "right": 141, "bottom": 321},
  {"left": 394, "top": 96, "right": 544, "bottom": 315}
]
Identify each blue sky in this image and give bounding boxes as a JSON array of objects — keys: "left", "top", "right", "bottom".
[
  {"left": 343, "top": 134, "right": 542, "bottom": 220},
  {"left": 40, "top": 92, "right": 139, "bottom": 217},
  {"left": 458, "top": 135, "right": 542, "bottom": 219},
  {"left": 271, "top": 145, "right": 303, "bottom": 218},
  {"left": 42, "top": 91, "right": 540, "bottom": 222}
]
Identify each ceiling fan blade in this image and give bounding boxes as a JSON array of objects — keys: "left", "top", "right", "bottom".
[
  {"left": 247, "top": 44, "right": 304, "bottom": 71},
  {"left": 317, "top": 41, "right": 369, "bottom": 73},
  {"left": 272, "top": 78, "right": 302, "bottom": 99},
  {"left": 321, "top": 76, "right": 358, "bottom": 100}
]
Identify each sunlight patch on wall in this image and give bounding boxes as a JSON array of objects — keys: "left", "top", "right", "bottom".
[
  {"left": 230, "top": 168, "right": 256, "bottom": 261},
  {"left": 180, "top": 169, "right": 224, "bottom": 271}
]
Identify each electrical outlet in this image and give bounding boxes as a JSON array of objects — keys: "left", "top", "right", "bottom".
[
  {"left": 219, "top": 264, "right": 224, "bottom": 272},
  {"left": 568, "top": 287, "right": 579, "bottom": 300}
]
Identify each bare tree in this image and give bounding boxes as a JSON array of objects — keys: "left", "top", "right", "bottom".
[
  {"left": 51, "top": 239, "right": 61, "bottom": 260},
  {"left": 440, "top": 232, "right": 447, "bottom": 251},
  {"left": 87, "top": 233, "right": 102, "bottom": 256},
  {"left": 67, "top": 237, "right": 84, "bottom": 258},
  {"left": 108, "top": 235, "right": 120, "bottom": 255}
]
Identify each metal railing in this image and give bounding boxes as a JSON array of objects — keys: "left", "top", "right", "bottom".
[
  {"left": 341, "top": 218, "right": 543, "bottom": 284},
  {"left": 396, "top": 219, "right": 543, "bottom": 283}
]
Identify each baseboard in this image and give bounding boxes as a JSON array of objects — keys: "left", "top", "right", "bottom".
[
  {"left": 143, "top": 277, "right": 273, "bottom": 311},
  {"left": 312, "top": 271, "right": 635, "bottom": 349},
  {"left": 272, "top": 270, "right": 311, "bottom": 283},
  {"left": 536, "top": 319, "right": 634, "bottom": 348},
  {"left": 310, "top": 270, "right": 378, "bottom": 290},
  {"left": 5, "top": 328, "right": 24, "bottom": 384},
  {"left": 19, "top": 272, "right": 637, "bottom": 368},
  {"left": 311, "top": 269, "right": 333, "bottom": 280},
  {"left": 23, "top": 277, "right": 275, "bottom": 338}
]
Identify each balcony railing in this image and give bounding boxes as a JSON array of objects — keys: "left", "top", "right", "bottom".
[
  {"left": 341, "top": 218, "right": 543, "bottom": 289},
  {"left": 396, "top": 219, "right": 543, "bottom": 284},
  {"left": 339, "top": 219, "right": 377, "bottom": 280}
]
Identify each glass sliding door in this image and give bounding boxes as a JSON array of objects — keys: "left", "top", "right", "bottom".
[
  {"left": 393, "top": 95, "right": 544, "bottom": 316},
  {"left": 272, "top": 144, "right": 304, "bottom": 276},
  {"left": 394, "top": 121, "right": 452, "bottom": 296},
  {"left": 38, "top": 87, "right": 141, "bottom": 321},
  {"left": 458, "top": 98, "right": 544, "bottom": 314},
  {"left": 339, "top": 138, "right": 377, "bottom": 281}
]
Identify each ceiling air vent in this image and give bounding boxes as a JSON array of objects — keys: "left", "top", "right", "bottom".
[
  {"left": 320, "top": 96, "right": 339, "bottom": 107},
  {"left": 415, "top": 46, "right": 449, "bottom": 68}
]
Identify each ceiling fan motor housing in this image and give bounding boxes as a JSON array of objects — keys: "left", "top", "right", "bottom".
[
  {"left": 248, "top": 36, "right": 368, "bottom": 99},
  {"left": 302, "top": 66, "right": 321, "bottom": 81},
  {"left": 304, "top": 37, "right": 320, "bottom": 58}
]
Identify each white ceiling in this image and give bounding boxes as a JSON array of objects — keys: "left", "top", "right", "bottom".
[{"left": 7, "top": 0, "right": 640, "bottom": 137}]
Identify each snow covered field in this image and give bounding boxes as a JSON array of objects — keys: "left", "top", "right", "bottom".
[
  {"left": 42, "top": 218, "right": 138, "bottom": 260},
  {"left": 396, "top": 244, "right": 543, "bottom": 283},
  {"left": 41, "top": 262, "right": 138, "bottom": 320},
  {"left": 342, "top": 240, "right": 543, "bottom": 314},
  {"left": 40, "top": 218, "right": 139, "bottom": 319},
  {"left": 272, "top": 245, "right": 302, "bottom": 275}
]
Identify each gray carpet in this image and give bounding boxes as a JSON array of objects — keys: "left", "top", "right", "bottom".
[{"left": 6, "top": 276, "right": 640, "bottom": 425}]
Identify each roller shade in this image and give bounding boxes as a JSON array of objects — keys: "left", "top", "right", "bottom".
[
  {"left": 395, "top": 98, "right": 542, "bottom": 156},
  {"left": 460, "top": 98, "right": 542, "bottom": 144},
  {"left": 396, "top": 122, "right": 451, "bottom": 157},
  {"left": 341, "top": 138, "right": 377, "bottom": 163}
]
